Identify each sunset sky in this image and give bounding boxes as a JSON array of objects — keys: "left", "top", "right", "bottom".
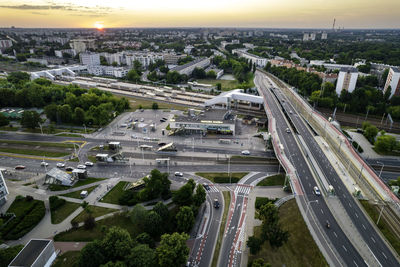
[{"left": 0, "top": 0, "right": 399, "bottom": 28}]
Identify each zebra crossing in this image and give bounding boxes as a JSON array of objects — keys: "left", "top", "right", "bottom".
[
  {"left": 205, "top": 184, "right": 219, "bottom": 193},
  {"left": 234, "top": 184, "right": 252, "bottom": 195}
]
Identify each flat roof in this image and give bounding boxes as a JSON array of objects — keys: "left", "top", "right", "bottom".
[
  {"left": 174, "top": 109, "right": 235, "bottom": 124},
  {"left": 172, "top": 57, "right": 208, "bottom": 71},
  {"left": 9, "top": 239, "right": 51, "bottom": 267},
  {"left": 391, "top": 67, "right": 400, "bottom": 73},
  {"left": 340, "top": 67, "right": 358, "bottom": 73}
]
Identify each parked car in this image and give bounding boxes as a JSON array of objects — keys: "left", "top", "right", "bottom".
[
  {"left": 140, "top": 118, "right": 144, "bottom": 122},
  {"left": 85, "top": 161, "right": 94, "bottom": 166},
  {"left": 158, "top": 142, "right": 167, "bottom": 147},
  {"left": 174, "top": 172, "right": 183, "bottom": 177},
  {"left": 15, "top": 165, "right": 26, "bottom": 170},
  {"left": 56, "top": 163, "right": 65, "bottom": 168},
  {"left": 131, "top": 134, "right": 138, "bottom": 139},
  {"left": 77, "top": 164, "right": 86, "bottom": 169},
  {"left": 241, "top": 150, "right": 250, "bottom": 155}
]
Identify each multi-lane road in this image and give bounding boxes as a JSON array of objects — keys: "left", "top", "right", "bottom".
[{"left": 256, "top": 71, "right": 400, "bottom": 267}]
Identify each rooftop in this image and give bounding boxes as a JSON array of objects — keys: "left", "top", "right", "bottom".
[
  {"left": 174, "top": 109, "right": 236, "bottom": 124},
  {"left": 9, "top": 239, "right": 52, "bottom": 267},
  {"left": 172, "top": 57, "right": 209, "bottom": 72},
  {"left": 340, "top": 67, "right": 358, "bottom": 73},
  {"left": 391, "top": 67, "right": 400, "bottom": 73}
]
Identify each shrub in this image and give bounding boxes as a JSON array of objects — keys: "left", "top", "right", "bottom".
[
  {"left": 25, "top": 195, "right": 33, "bottom": 202},
  {"left": 49, "top": 196, "right": 66, "bottom": 211},
  {"left": 84, "top": 216, "right": 96, "bottom": 230}
]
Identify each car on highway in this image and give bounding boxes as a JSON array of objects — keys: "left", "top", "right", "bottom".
[
  {"left": 140, "top": 118, "right": 144, "bottom": 122},
  {"left": 14, "top": 165, "right": 26, "bottom": 170},
  {"left": 158, "top": 142, "right": 167, "bottom": 147},
  {"left": 174, "top": 172, "right": 183, "bottom": 177},
  {"left": 241, "top": 150, "right": 251, "bottom": 155},
  {"left": 85, "top": 161, "right": 94, "bottom": 166},
  {"left": 77, "top": 164, "right": 86, "bottom": 169},
  {"left": 314, "top": 186, "right": 321, "bottom": 196},
  {"left": 40, "top": 162, "right": 49, "bottom": 167},
  {"left": 289, "top": 110, "right": 293, "bottom": 114},
  {"left": 65, "top": 166, "right": 74, "bottom": 171},
  {"left": 56, "top": 163, "right": 65, "bottom": 168},
  {"left": 203, "top": 183, "right": 210, "bottom": 190},
  {"left": 160, "top": 118, "right": 166, "bottom": 122},
  {"left": 214, "top": 198, "right": 220, "bottom": 209},
  {"left": 286, "top": 128, "right": 291, "bottom": 133}
]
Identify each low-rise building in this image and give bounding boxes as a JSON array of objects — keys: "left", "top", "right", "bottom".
[
  {"left": 232, "top": 49, "right": 267, "bottom": 67},
  {"left": 205, "top": 66, "right": 224, "bottom": 79},
  {"left": 44, "top": 168, "right": 76, "bottom": 187},
  {"left": 8, "top": 239, "right": 56, "bottom": 267},
  {"left": 0, "top": 39, "right": 12, "bottom": 51},
  {"left": 383, "top": 67, "right": 400, "bottom": 99},
  {"left": 172, "top": 57, "right": 210, "bottom": 75},
  {"left": 70, "top": 39, "right": 96, "bottom": 53}
]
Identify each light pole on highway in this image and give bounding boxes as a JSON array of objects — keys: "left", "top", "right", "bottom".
[
  {"left": 306, "top": 200, "right": 318, "bottom": 215},
  {"left": 377, "top": 161, "right": 384, "bottom": 178}
]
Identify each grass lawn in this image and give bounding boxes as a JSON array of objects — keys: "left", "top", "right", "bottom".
[
  {"left": 0, "top": 147, "right": 70, "bottom": 157},
  {"left": 100, "top": 181, "right": 129, "bottom": 204},
  {"left": 125, "top": 96, "right": 186, "bottom": 111},
  {"left": 51, "top": 202, "right": 81, "bottom": 224},
  {"left": 87, "top": 155, "right": 97, "bottom": 163},
  {"left": 71, "top": 206, "right": 118, "bottom": 224},
  {"left": 256, "top": 174, "right": 286, "bottom": 186},
  {"left": 195, "top": 172, "right": 248, "bottom": 183},
  {"left": 55, "top": 133, "right": 84, "bottom": 138},
  {"left": 211, "top": 191, "right": 231, "bottom": 267},
  {"left": 49, "top": 178, "right": 105, "bottom": 191},
  {"left": 54, "top": 212, "right": 138, "bottom": 242},
  {"left": 61, "top": 185, "right": 98, "bottom": 199},
  {"left": 197, "top": 79, "right": 240, "bottom": 91},
  {"left": 359, "top": 200, "right": 400, "bottom": 255},
  {"left": 52, "top": 251, "right": 80, "bottom": 267},
  {"left": 249, "top": 199, "right": 327, "bottom": 267}
]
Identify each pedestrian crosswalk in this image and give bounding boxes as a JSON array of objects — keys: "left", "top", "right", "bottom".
[
  {"left": 205, "top": 184, "right": 219, "bottom": 193},
  {"left": 234, "top": 184, "right": 252, "bottom": 195}
]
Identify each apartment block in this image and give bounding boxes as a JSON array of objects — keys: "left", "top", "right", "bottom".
[
  {"left": 335, "top": 67, "right": 358, "bottom": 95},
  {"left": 383, "top": 67, "right": 400, "bottom": 99},
  {"left": 80, "top": 53, "right": 100, "bottom": 66}
]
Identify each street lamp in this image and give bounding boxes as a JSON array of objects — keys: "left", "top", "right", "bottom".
[{"left": 377, "top": 161, "right": 384, "bottom": 179}]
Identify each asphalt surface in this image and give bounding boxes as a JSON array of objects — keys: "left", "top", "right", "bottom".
[
  {"left": 256, "top": 72, "right": 368, "bottom": 266},
  {"left": 257, "top": 71, "right": 400, "bottom": 267}
]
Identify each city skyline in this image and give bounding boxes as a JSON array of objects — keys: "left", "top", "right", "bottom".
[{"left": 0, "top": 0, "right": 399, "bottom": 29}]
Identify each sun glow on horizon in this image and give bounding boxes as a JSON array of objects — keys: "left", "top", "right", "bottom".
[{"left": 94, "top": 22, "right": 104, "bottom": 30}]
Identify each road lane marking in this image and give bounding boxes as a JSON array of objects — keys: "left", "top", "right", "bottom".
[
  {"left": 371, "top": 237, "right": 376, "bottom": 243},
  {"left": 382, "top": 252, "right": 387, "bottom": 259},
  {"left": 343, "top": 245, "right": 347, "bottom": 252},
  {"left": 333, "top": 231, "right": 337, "bottom": 238}
]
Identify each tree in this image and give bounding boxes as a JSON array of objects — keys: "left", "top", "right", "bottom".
[
  {"left": 166, "top": 71, "right": 183, "bottom": 84},
  {"left": 363, "top": 124, "right": 379, "bottom": 144},
  {"left": 172, "top": 180, "right": 195, "bottom": 206},
  {"left": 247, "top": 236, "right": 263, "bottom": 255},
  {"left": 133, "top": 60, "right": 143, "bottom": 75},
  {"left": 77, "top": 240, "right": 105, "bottom": 267},
  {"left": 74, "top": 107, "right": 85, "bottom": 124},
  {"left": 101, "top": 261, "right": 126, "bottom": 267},
  {"left": 192, "top": 67, "right": 206, "bottom": 79},
  {"left": 152, "top": 102, "right": 159, "bottom": 110},
  {"left": 101, "top": 227, "right": 134, "bottom": 262},
  {"left": 125, "top": 244, "right": 156, "bottom": 267},
  {"left": 216, "top": 83, "right": 222, "bottom": 91},
  {"left": 145, "top": 211, "right": 163, "bottom": 237},
  {"left": 58, "top": 104, "right": 72, "bottom": 123},
  {"left": 130, "top": 204, "right": 148, "bottom": 233},
  {"left": 135, "top": 232, "right": 155, "bottom": 248},
  {"left": 156, "top": 232, "right": 189, "bottom": 267},
  {"left": 251, "top": 258, "right": 271, "bottom": 267},
  {"left": 375, "top": 134, "right": 398, "bottom": 153},
  {"left": 206, "top": 70, "right": 217, "bottom": 79},
  {"left": 193, "top": 184, "right": 206, "bottom": 207},
  {"left": 7, "top": 71, "right": 30, "bottom": 84},
  {"left": 0, "top": 245, "right": 24, "bottom": 267},
  {"left": 176, "top": 206, "right": 195, "bottom": 233},
  {"left": 0, "top": 113, "right": 9, "bottom": 127},
  {"left": 20, "top": 110, "right": 41, "bottom": 129},
  {"left": 127, "top": 69, "right": 141, "bottom": 83},
  {"left": 153, "top": 202, "right": 169, "bottom": 223}
]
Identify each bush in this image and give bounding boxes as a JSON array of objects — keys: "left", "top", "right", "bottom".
[
  {"left": 84, "top": 216, "right": 96, "bottom": 230},
  {"left": 0, "top": 245, "right": 24, "bottom": 267},
  {"left": 49, "top": 196, "right": 66, "bottom": 211},
  {"left": 118, "top": 190, "right": 139, "bottom": 206},
  {"left": 255, "top": 197, "right": 276, "bottom": 210},
  {"left": 247, "top": 236, "right": 263, "bottom": 255}
]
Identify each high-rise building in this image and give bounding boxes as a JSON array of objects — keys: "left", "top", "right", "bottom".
[
  {"left": 321, "top": 32, "right": 328, "bottom": 40},
  {"left": 0, "top": 169, "right": 9, "bottom": 207},
  {"left": 336, "top": 67, "right": 358, "bottom": 95},
  {"left": 383, "top": 67, "right": 400, "bottom": 99},
  {"left": 80, "top": 53, "right": 100, "bottom": 66}
]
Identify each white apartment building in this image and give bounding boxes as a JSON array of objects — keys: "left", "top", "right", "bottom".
[
  {"left": 0, "top": 39, "right": 12, "bottom": 50},
  {"left": 232, "top": 49, "right": 267, "bottom": 68},
  {"left": 0, "top": 169, "right": 9, "bottom": 207},
  {"left": 321, "top": 32, "right": 328, "bottom": 40},
  {"left": 335, "top": 67, "right": 359, "bottom": 95},
  {"left": 55, "top": 49, "right": 76, "bottom": 58},
  {"left": 163, "top": 53, "right": 186, "bottom": 65},
  {"left": 125, "top": 52, "right": 164, "bottom": 68},
  {"left": 87, "top": 65, "right": 129, "bottom": 78},
  {"left": 70, "top": 39, "right": 96, "bottom": 53},
  {"left": 172, "top": 57, "right": 210, "bottom": 75},
  {"left": 383, "top": 67, "right": 400, "bottom": 99},
  {"left": 80, "top": 53, "right": 100, "bottom": 66},
  {"left": 303, "top": 33, "right": 316, "bottom": 41},
  {"left": 101, "top": 52, "right": 125, "bottom": 66},
  {"left": 184, "top": 45, "right": 194, "bottom": 54}
]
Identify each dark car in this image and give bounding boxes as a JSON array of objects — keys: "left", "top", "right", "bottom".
[
  {"left": 214, "top": 199, "right": 220, "bottom": 209},
  {"left": 65, "top": 166, "right": 74, "bottom": 171},
  {"left": 203, "top": 184, "right": 210, "bottom": 190},
  {"left": 158, "top": 142, "right": 167, "bottom": 147}
]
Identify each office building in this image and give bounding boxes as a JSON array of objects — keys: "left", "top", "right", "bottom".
[
  {"left": 70, "top": 39, "right": 96, "bottom": 53},
  {"left": 336, "top": 67, "right": 358, "bottom": 95},
  {"left": 383, "top": 67, "right": 400, "bottom": 99},
  {"left": 0, "top": 169, "right": 9, "bottom": 207},
  {"left": 172, "top": 57, "right": 210, "bottom": 75},
  {"left": 8, "top": 239, "right": 56, "bottom": 267},
  {"left": 232, "top": 49, "right": 267, "bottom": 67},
  {"left": 80, "top": 53, "right": 100, "bottom": 66}
]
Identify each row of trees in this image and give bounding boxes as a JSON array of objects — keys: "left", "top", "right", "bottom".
[{"left": 361, "top": 122, "right": 400, "bottom": 154}]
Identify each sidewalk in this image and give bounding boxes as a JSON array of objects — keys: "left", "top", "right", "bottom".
[{"left": 346, "top": 131, "right": 381, "bottom": 158}]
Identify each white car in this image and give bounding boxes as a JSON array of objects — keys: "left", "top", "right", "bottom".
[
  {"left": 286, "top": 128, "right": 291, "bottom": 133},
  {"left": 56, "top": 163, "right": 65, "bottom": 168},
  {"left": 314, "top": 186, "right": 321, "bottom": 196},
  {"left": 85, "top": 161, "right": 94, "bottom": 166},
  {"left": 140, "top": 118, "right": 144, "bottom": 122},
  {"left": 174, "top": 172, "right": 183, "bottom": 177},
  {"left": 77, "top": 164, "right": 86, "bottom": 169},
  {"left": 40, "top": 162, "right": 49, "bottom": 167},
  {"left": 131, "top": 134, "right": 138, "bottom": 139},
  {"left": 241, "top": 150, "right": 250, "bottom": 155}
]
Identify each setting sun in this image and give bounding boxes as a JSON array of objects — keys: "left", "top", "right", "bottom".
[{"left": 94, "top": 22, "right": 104, "bottom": 30}]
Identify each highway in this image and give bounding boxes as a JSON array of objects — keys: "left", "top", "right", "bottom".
[
  {"left": 255, "top": 72, "right": 368, "bottom": 266},
  {"left": 257, "top": 70, "right": 400, "bottom": 266}
]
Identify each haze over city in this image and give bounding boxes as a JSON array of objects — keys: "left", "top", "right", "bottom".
[{"left": 0, "top": 0, "right": 400, "bottom": 28}]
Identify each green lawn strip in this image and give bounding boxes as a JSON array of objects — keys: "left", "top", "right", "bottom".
[
  {"left": 52, "top": 251, "right": 81, "bottom": 267},
  {"left": 55, "top": 133, "right": 84, "bottom": 138},
  {"left": 125, "top": 96, "right": 186, "bottom": 111},
  {"left": 256, "top": 174, "right": 285, "bottom": 186},
  {"left": 211, "top": 191, "right": 231, "bottom": 267},
  {"left": 1, "top": 198, "right": 45, "bottom": 240},
  {"left": 49, "top": 178, "right": 105, "bottom": 191},
  {"left": 61, "top": 185, "right": 98, "bottom": 199},
  {"left": 197, "top": 79, "right": 240, "bottom": 91},
  {"left": 0, "top": 147, "right": 70, "bottom": 157},
  {"left": 248, "top": 199, "right": 328, "bottom": 266},
  {"left": 87, "top": 155, "right": 97, "bottom": 163},
  {"left": 51, "top": 202, "right": 81, "bottom": 224},
  {"left": 54, "top": 212, "right": 138, "bottom": 242},
  {"left": 195, "top": 172, "right": 248, "bottom": 183},
  {"left": 359, "top": 200, "right": 400, "bottom": 254},
  {"left": 0, "top": 126, "right": 18, "bottom": 131},
  {"left": 100, "top": 181, "right": 129, "bottom": 204},
  {"left": 71, "top": 206, "right": 118, "bottom": 224},
  {"left": 68, "top": 157, "right": 79, "bottom": 162},
  {"left": 0, "top": 139, "right": 75, "bottom": 148}
]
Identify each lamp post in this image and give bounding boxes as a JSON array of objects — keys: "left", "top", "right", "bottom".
[{"left": 376, "top": 161, "right": 385, "bottom": 179}]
